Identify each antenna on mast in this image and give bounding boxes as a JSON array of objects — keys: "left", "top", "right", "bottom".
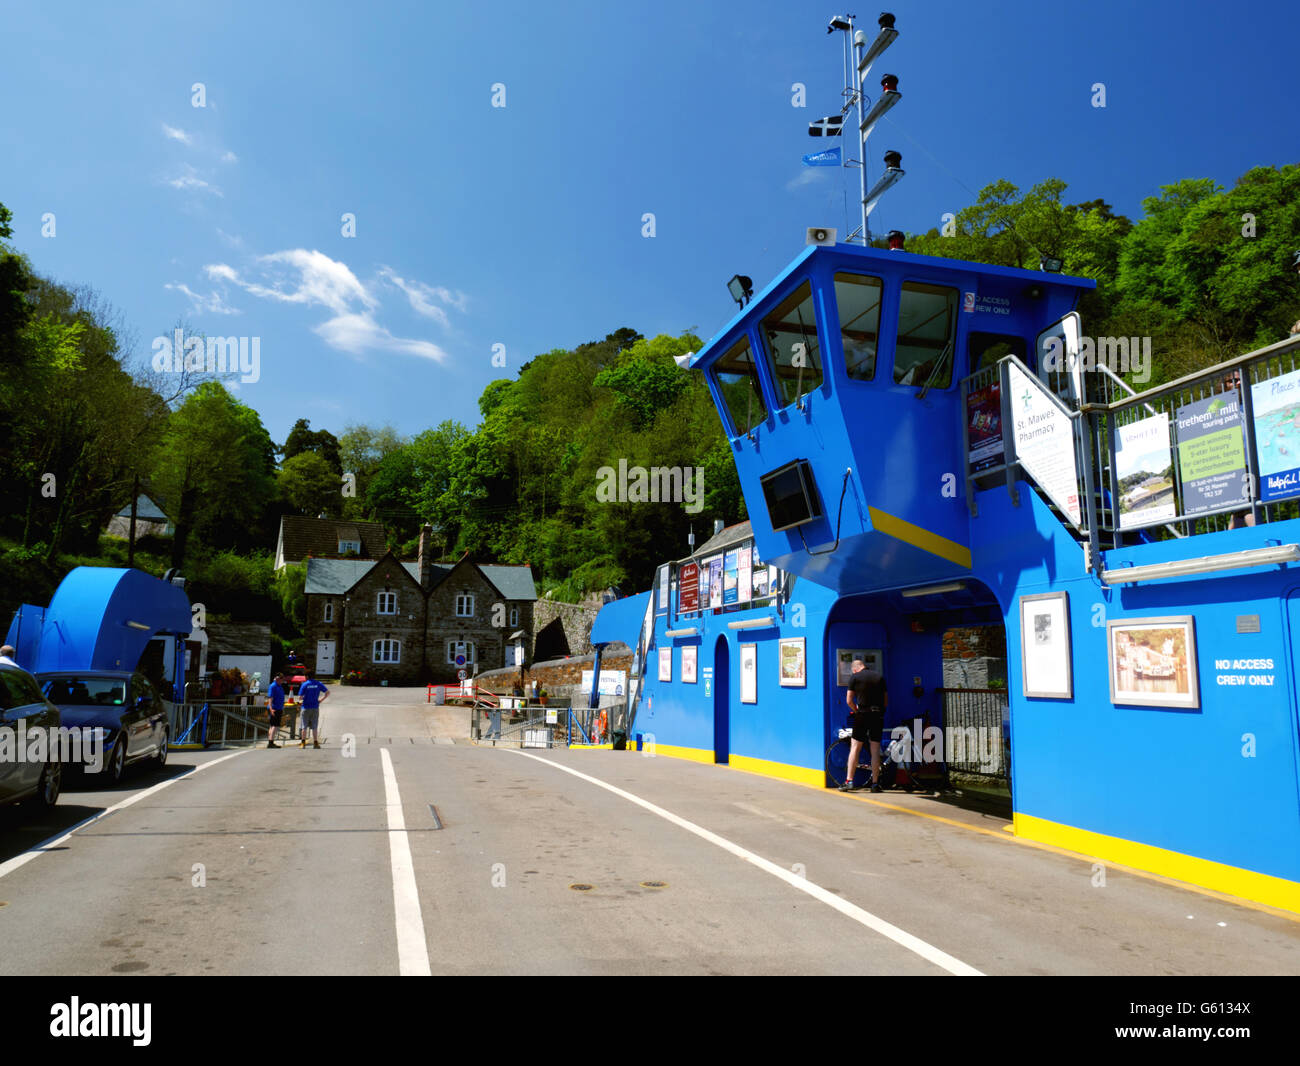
[{"left": 820, "top": 12, "right": 904, "bottom": 245}]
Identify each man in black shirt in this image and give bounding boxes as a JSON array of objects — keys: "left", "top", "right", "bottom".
[{"left": 844, "top": 658, "right": 887, "bottom": 792}]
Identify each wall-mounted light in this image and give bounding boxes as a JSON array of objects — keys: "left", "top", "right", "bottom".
[
  {"left": 124, "top": 620, "right": 150, "bottom": 631},
  {"left": 727, "top": 274, "right": 754, "bottom": 308},
  {"left": 1101, "top": 544, "right": 1300, "bottom": 585},
  {"left": 727, "top": 616, "right": 776, "bottom": 630},
  {"left": 900, "top": 581, "right": 966, "bottom": 598},
  {"left": 1040, "top": 256, "right": 1063, "bottom": 272}
]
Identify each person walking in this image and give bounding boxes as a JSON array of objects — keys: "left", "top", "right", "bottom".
[
  {"left": 296, "top": 670, "right": 329, "bottom": 749},
  {"left": 266, "top": 671, "right": 286, "bottom": 748},
  {"left": 844, "top": 657, "right": 888, "bottom": 792}
]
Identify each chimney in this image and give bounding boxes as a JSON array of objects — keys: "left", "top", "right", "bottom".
[{"left": 418, "top": 525, "right": 432, "bottom": 590}]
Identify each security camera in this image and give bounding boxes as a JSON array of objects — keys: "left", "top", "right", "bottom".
[{"left": 806, "top": 227, "right": 837, "bottom": 247}]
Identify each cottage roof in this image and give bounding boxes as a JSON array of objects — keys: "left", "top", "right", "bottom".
[
  {"left": 305, "top": 558, "right": 420, "bottom": 595},
  {"left": 279, "top": 516, "right": 387, "bottom": 563}
]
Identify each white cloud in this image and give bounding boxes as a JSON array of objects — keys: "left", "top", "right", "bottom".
[
  {"left": 201, "top": 250, "right": 455, "bottom": 363},
  {"left": 162, "top": 123, "right": 192, "bottom": 144},
  {"left": 165, "top": 282, "right": 241, "bottom": 316},
  {"left": 166, "top": 163, "right": 222, "bottom": 197},
  {"left": 785, "top": 168, "right": 830, "bottom": 190},
  {"left": 215, "top": 228, "right": 244, "bottom": 249},
  {"left": 165, "top": 280, "right": 241, "bottom": 314},
  {"left": 377, "top": 267, "right": 469, "bottom": 327},
  {"left": 221, "top": 150, "right": 238, "bottom": 164},
  {"left": 315, "top": 312, "right": 448, "bottom": 363}
]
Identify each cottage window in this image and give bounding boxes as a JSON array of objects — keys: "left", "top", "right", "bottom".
[
  {"left": 455, "top": 594, "right": 474, "bottom": 618},
  {"left": 373, "top": 639, "right": 401, "bottom": 664},
  {"left": 446, "top": 641, "right": 476, "bottom": 664},
  {"left": 339, "top": 539, "right": 361, "bottom": 554},
  {"left": 323, "top": 602, "right": 334, "bottom": 623},
  {"left": 377, "top": 591, "right": 397, "bottom": 615},
  {"left": 510, "top": 607, "right": 519, "bottom": 626}
]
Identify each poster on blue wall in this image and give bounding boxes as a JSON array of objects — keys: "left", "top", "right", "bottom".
[
  {"left": 723, "top": 550, "right": 739, "bottom": 605},
  {"left": 1115, "top": 413, "right": 1175, "bottom": 528},
  {"left": 737, "top": 546, "right": 752, "bottom": 604},
  {"left": 1251, "top": 368, "right": 1300, "bottom": 501},
  {"left": 708, "top": 556, "right": 723, "bottom": 608},
  {"left": 1175, "top": 394, "right": 1248, "bottom": 515},
  {"left": 698, "top": 559, "right": 711, "bottom": 604}
]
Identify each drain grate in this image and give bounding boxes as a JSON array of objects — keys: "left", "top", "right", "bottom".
[
  {"left": 568, "top": 883, "right": 594, "bottom": 892},
  {"left": 639, "top": 881, "right": 668, "bottom": 889}
]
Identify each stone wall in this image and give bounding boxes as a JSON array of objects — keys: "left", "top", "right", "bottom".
[
  {"left": 941, "top": 625, "right": 1008, "bottom": 690},
  {"left": 477, "top": 651, "right": 633, "bottom": 702},
  {"left": 531, "top": 598, "right": 600, "bottom": 660}
]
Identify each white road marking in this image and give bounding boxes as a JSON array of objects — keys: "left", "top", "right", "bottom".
[
  {"left": 511, "top": 750, "right": 984, "bottom": 977},
  {"left": 0, "top": 749, "right": 249, "bottom": 881},
  {"left": 380, "top": 747, "right": 431, "bottom": 976}
]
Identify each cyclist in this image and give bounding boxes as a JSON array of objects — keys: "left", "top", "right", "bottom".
[{"left": 843, "top": 658, "right": 887, "bottom": 792}]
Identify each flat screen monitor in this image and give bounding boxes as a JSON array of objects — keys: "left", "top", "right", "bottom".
[{"left": 760, "top": 460, "right": 823, "bottom": 532}]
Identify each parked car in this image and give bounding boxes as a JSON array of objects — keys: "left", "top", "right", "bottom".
[
  {"left": 0, "top": 663, "right": 62, "bottom": 812},
  {"left": 36, "top": 670, "right": 169, "bottom": 785}
]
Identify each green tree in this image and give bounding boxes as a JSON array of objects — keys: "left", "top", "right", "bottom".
[{"left": 278, "top": 451, "right": 340, "bottom": 517}]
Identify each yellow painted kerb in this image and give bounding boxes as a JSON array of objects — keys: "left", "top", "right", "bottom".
[
  {"left": 1015, "top": 812, "right": 1300, "bottom": 916},
  {"left": 646, "top": 742, "right": 715, "bottom": 765},
  {"left": 868, "top": 505, "right": 972, "bottom": 569},
  {"left": 729, "top": 753, "right": 825, "bottom": 788}
]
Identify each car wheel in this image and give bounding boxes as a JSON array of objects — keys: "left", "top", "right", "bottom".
[
  {"left": 107, "top": 738, "right": 127, "bottom": 785},
  {"left": 24, "top": 761, "right": 61, "bottom": 809},
  {"left": 155, "top": 728, "right": 168, "bottom": 768}
]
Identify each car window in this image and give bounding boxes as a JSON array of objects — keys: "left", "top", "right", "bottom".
[
  {"left": 1, "top": 670, "right": 44, "bottom": 708},
  {"left": 41, "top": 676, "right": 127, "bottom": 705},
  {"left": 133, "top": 674, "right": 159, "bottom": 705}
]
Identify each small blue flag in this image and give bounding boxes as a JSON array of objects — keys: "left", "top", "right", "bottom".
[{"left": 802, "top": 147, "right": 841, "bottom": 167}]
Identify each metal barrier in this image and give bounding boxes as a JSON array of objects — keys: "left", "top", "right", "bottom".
[
  {"left": 166, "top": 700, "right": 272, "bottom": 747},
  {"left": 937, "top": 688, "right": 1009, "bottom": 780},
  {"left": 468, "top": 697, "right": 626, "bottom": 748}
]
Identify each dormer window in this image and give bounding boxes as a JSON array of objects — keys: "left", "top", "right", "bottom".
[{"left": 338, "top": 539, "right": 361, "bottom": 555}]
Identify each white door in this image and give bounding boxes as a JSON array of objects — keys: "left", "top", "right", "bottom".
[{"left": 316, "top": 640, "right": 336, "bottom": 676}]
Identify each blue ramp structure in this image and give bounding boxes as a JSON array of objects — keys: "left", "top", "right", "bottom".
[
  {"left": 5, "top": 567, "right": 193, "bottom": 700},
  {"left": 597, "top": 235, "right": 1300, "bottom": 916}
]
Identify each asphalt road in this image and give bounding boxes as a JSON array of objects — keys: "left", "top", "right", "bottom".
[{"left": 1, "top": 686, "right": 1296, "bottom": 975}]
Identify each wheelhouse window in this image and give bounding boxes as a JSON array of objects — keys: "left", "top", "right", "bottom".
[
  {"left": 894, "top": 282, "right": 958, "bottom": 389},
  {"left": 708, "top": 337, "right": 767, "bottom": 436},
  {"left": 373, "top": 639, "right": 401, "bottom": 664},
  {"left": 376, "top": 591, "right": 397, "bottom": 615},
  {"left": 833, "top": 273, "right": 883, "bottom": 381},
  {"left": 761, "top": 281, "right": 824, "bottom": 407},
  {"left": 970, "top": 331, "right": 1027, "bottom": 374},
  {"left": 455, "top": 593, "right": 474, "bottom": 618}
]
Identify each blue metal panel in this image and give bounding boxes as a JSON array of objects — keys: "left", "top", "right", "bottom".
[
  {"left": 29, "top": 567, "right": 192, "bottom": 675},
  {"left": 590, "top": 591, "right": 651, "bottom": 648}
]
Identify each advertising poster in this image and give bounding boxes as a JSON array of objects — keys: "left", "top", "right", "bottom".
[
  {"left": 1107, "top": 616, "right": 1199, "bottom": 709},
  {"left": 698, "top": 558, "right": 711, "bottom": 605},
  {"left": 778, "top": 637, "right": 806, "bottom": 687},
  {"left": 967, "top": 380, "right": 1004, "bottom": 473},
  {"left": 1251, "top": 369, "right": 1300, "bottom": 502},
  {"left": 836, "top": 649, "right": 882, "bottom": 686},
  {"left": 737, "top": 546, "right": 753, "bottom": 604},
  {"left": 740, "top": 643, "right": 757, "bottom": 703},
  {"left": 1019, "top": 592, "right": 1073, "bottom": 699},
  {"left": 658, "top": 647, "right": 672, "bottom": 682},
  {"left": 681, "top": 645, "right": 698, "bottom": 684},
  {"left": 656, "top": 564, "right": 669, "bottom": 611},
  {"left": 679, "top": 561, "right": 700, "bottom": 612},
  {"left": 1115, "top": 413, "right": 1175, "bottom": 528},
  {"left": 1175, "top": 394, "right": 1249, "bottom": 515},
  {"left": 1008, "top": 362, "right": 1081, "bottom": 526},
  {"left": 723, "top": 550, "right": 739, "bottom": 605},
  {"left": 708, "top": 556, "right": 724, "bottom": 609},
  {"left": 580, "top": 670, "right": 627, "bottom": 697},
  {"left": 752, "top": 561, "right": 769, "bottom": 598}
]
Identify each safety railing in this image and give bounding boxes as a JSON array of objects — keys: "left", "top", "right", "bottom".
[
  {"left": 166, "top": 700, "right": 271, "bottom": 747},
  {"left": 962, "top": 334, "right": 1300, "bottom": 565},
  {"left": 936, "top": 688, "right": 1009, "bottom": 781}
]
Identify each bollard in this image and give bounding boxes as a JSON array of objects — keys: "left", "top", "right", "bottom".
[{"left": 427, "top": 683, "right": 433, "bottom": 703}]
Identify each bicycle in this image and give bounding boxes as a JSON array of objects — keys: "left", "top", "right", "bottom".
[{"left": 825, "top": 726, "right": 928, "bottom": 791}]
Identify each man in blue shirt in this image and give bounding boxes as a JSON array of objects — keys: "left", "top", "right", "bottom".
[
  {"left": 296, "top": 670, "right": 330, "bottom": 749},
  {"left": 266, "top": 672, "right": 286, "bottom": 749}
]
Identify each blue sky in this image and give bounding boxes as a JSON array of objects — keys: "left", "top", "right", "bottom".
[{"left": 2, "top": 0, "right": 1295, "bottom": 446}]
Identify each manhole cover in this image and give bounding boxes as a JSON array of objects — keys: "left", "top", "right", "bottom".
[
  {"left": 640, "top": 881, "right": 668, "bottom": 889},
  {"left": 569, "top": 883, "right": 594, "bottom": 892}
]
